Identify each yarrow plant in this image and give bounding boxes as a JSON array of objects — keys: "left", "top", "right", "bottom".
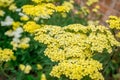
[
  {"left": 22, "top": 0, "right": 74, "bottom": 20},
  {"left": 0, "top": 0, "right": 120, "bottom": 80},
  {"left": 33, "top": 23, "right": 120, "bottom": 80},
  {"left": 0, "top": 48, "right": 15, "bottom": 62}
]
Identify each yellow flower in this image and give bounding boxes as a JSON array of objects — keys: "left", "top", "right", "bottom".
[
  {"left": 41, "top": 73, "right": 47, "bottom": 80},
  {"left": 55, "top": 6, "right": 68, "bottom": 12},
  {"left": 34, "top": 23, "right": 120, "bottom": 80},
  {"left": 37, "top": 64, "right": 42, "bottom": 70},
  {"left": 11, "top": 55, "right": 16, "bottom": 61},
  {"left": 10, "top": 41, "right": 18, "bottom": 50},
  {"left": 22, "top": 1, "right": 73, "bottom": 19},
  {"left": 50, "top": 58, "right": 103, "bottom": 80},
  {"left": 86, "top": 0, "right": 99, "bottom": 6},
  {"left": 24, "top": 65, "right": 32, "bottom": 74},
  {"left": 18, "top": 43, "right": 29, "bottom": 49},
  {"left": 19, "top": 64, "right": 25, "bottom": 71},
  {"left": 32, "top": 0, "right": 42, "bottom": 3},
  {"left": 20, "top": 37, "right": 30, "bottom": 43},
  {"left": 20, "top": 15, "right": 29, "bottom": 21},
  {"left": 0, "top": 0, "right": 14, "bottom": 7},
  {"left": 12, "top": 22, "right": 21, "bottom": 30},
  {"left": 107, "top": 16, "right": 120, "bottom": 30},
  {"left": 0, "top": 10, "right": 5, "bottom": 16},
  {"left": 62, "top": 1, "right": 74, "bottom": 10},
  {"left": 81, "top": 7, "right": 90, "bottom": 15},
  {"left": 19, "top": 64, "right": 32, "bottom": 74},
  {"left": 116, "top": 32, "right": 120, "bottom": 38},
  {"left": 9, "top": 3, "right": 17, "bottom": 11},
  {"left": 92, "top": 5, "right": 100, "bottom": 12},
  {"left": 23, "top": 21, "right": 40, "bottom": 33},
  {"left": 18, "top": 37, "right": 30, "bottom": 49},
  {"left": 0, "top": 48, "right": 14, "bottom": 62},
  {"left": 61, "top": 13, "right": 67, "bottom": 18}
]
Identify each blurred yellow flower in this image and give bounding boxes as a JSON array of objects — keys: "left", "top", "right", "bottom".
[
  {"left": 9, "top": 3, "right": 17, "bottom": 11},
  {"left": 0, "top": 10, "right": 5, "bottom": 16},
  {"left": 92, "top": 5, "right": 100, "bottom": 12},
  {"left": 37, "top": 64, "right": 43, "bottom": 70},
  {"left": 24, "top": 65, "right": 32, "bottom": 74},
  {"left": 19, "top": 64, "right": 32, "bottom": 74},
  {"left": 12, "top": 22, "right": 21, "bottom": 30},
  {"left": 20, "top": 15, "right": 29, "bottom": 21},
  {"left": 116, "top": 32, "right": 120, "bottom": 38},
  {"left": 86, "top": 0, "right": 99, "bottom": 6},
  {"left": 18, "top": 43, "right": 29, "bottom": 49},
  {"left": 19, "top": 64, "right": 25, "bottom": 71},
  {"left": 0, "top": 0, "right": 14, "bottom": 7},
  {"left": 41, "top": 73, "right": 47, "bottom": 80}
]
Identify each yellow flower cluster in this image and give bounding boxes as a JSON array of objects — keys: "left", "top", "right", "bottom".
[
  {"left": 19, "top": 64, "right": 32, "bottom": 74},
  {"left": 32, "top": 0, "right": 54, "bottom": 3},
  {"left": 106, "top": 16, "right": 120, "bottom": 30},
  {"left": 0, "top": 9, "right": 5, "bottom": 16},
  {"left": 51, "top": 58, "right": 104, "bottom": 80},
  {"left": 0, "top": 48, "right": 15, "bottom": 62},
  {"left": 35, "top": 24, "right": 120, "bottom": 60},
  {"left": 23, "top": 21, "right": 41, "bottom": 33},
  {"left": 0, "top": 0, "right": 14, "bottom": 7},
  {"left": 86, "top": 25, "right": 120, "bottom": 53},
  {"left": 22, "top": 0, "right": 73, "bottom": 19},
  {"left": 8, "top": 3, "right": 17, "bottom": 11},
  {"left": 34, "top": 23, "right": 120, "bottom": 79},
  {"left": 0, "top": 0, "right": 17, "bottom": 12},
  {"left": 12, "top": 21, "right": 21, "bottom": 30},
  {"left": 107, "top": 16, "right": 120, "bottom": 38}
]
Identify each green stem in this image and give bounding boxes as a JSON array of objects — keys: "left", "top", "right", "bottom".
[
  {"left": 102, "top": 47, "right": 119, "bottom": 74},
  {"left": 0, "top": 64, "right": 10, "bottom": 78}
]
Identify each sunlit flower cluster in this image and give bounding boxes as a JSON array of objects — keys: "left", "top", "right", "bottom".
[
  {"left": 0, "top": 0, "right": 17, "bottom": 12},
  {"left": 22, "top": 0, "right": 73, "bottom": 19},
  {"left": 34, "top": 23, "right": 120, "bottom": 79},
  {"left": 0, "top": 0, "right": 14, "bottom": 7},
  {"left": 23, "top": 21, "right": 41, "bottom": 33},
  {"left": 19, "top": 64, "right": 32, "bottom": 74},
  {"left": 51, "top": 58, "right": 104, "bottom": 80},
  {"left": 107, "top": 16, "right": 120, "bottom": 30},
  {"left": 107, "top": 16, "right": 120, "bottom": 38},
  {"left": 35, "top": 24, "right": 120, "bottom": 61},
  {"left": 0, "top": 48, "right": 15, "bottom": 62}
]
